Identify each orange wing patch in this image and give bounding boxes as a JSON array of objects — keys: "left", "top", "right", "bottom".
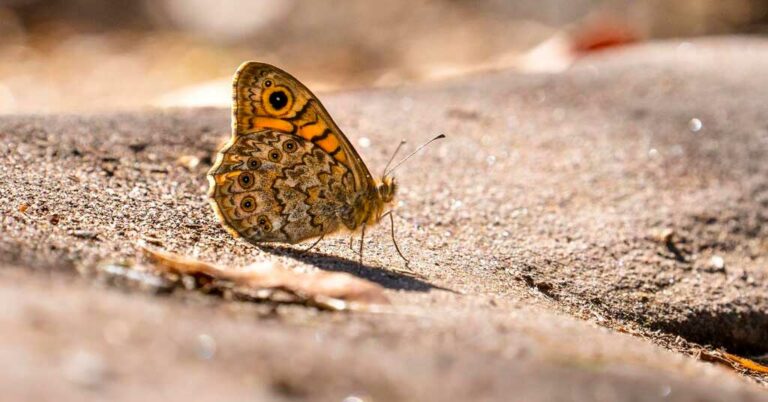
[
  {"left": 232, "top": 62, "right": 361, "bottom": 178},
  {"left": 298, "top": 122, "right": 325, "bottom": 139},
  {"left": 249, "top": 117, "right": 294, "bottom": 133}
]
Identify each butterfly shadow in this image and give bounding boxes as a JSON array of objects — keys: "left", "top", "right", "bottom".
[{"left": 259, "top": 245, "right": 451, "bottom": 292}]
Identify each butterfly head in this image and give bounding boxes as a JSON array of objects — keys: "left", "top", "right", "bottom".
[{"left": 377, "top": 176, "right": 397, "bottom": 204}]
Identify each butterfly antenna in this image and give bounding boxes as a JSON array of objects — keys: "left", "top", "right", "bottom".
[
  {"left": 384, "top": 134, "right": 446, "bottom": 177},
  {"left": 382, "top": 140, "right": 407, "bottom": 177}
]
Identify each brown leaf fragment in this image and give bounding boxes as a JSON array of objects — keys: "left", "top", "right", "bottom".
[
  {"left": 95, "top": 261, "right": 177, "bottom": 294},
  {"left": 138, "top": 244, "right": 389, "bottom": 307}
]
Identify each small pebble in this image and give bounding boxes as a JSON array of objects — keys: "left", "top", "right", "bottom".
[
  {"left": 709, "top": 255, "right": 725, "bottom": 271},
  {"left": 688, "top": 118, "right": 703, "bottom": 133},
  {"left": 70, "top": 230, "right": 99, "bottom": 240},
  {"left": 196, "top": 334, "right": 217, "bottom": 360},
  {"left": 176, "top": 155, "right": 200, "bottom": 169},
  {"left": 62, "top": 350, "right": 108, "bottom": 388},
  {"left": 660, "top": 384, "right": 672, "bottom": 398}
]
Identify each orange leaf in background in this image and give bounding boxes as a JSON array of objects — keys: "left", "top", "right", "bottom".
[{"left": 571, "top": 14, "right": 640, "bottom": 55}]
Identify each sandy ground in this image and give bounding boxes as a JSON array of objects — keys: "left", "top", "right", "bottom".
[{"left": 1, "top": 37, "right": 767, "bottom": 401}]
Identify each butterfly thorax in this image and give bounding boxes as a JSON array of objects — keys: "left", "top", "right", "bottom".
[
  {"left": 346, "top": 176, "right": 396, "bottom": 230},
  {"left": 377, "top": 176, "right": 397, "bottom": 205}
]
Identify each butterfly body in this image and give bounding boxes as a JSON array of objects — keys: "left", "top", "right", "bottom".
[{"left": 208, "top": 62, "right": 396, "bottom": 245}]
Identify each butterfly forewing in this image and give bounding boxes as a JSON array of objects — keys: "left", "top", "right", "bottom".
[{"left": 232, "top": 62, "right": 373, "bottom": 192}]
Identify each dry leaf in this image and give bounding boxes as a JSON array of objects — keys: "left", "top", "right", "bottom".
[
  {"left": 138, "top": 243, "right": 389, "bottom": 307},
  {"left": 699, "top": 350, "right": 768, "bottom": 374},
  {"left": 720, "top": 352, "right": 768, "bottom": 374}
]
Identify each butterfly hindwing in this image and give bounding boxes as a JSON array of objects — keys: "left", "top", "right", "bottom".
[
  {"left": 208, "top": 129, "right": 356, "bottom": 244},
  {"left": 232, "top": 61, "right": 373, "bottom": 193}
]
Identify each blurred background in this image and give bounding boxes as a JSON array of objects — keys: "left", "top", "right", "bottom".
[{"left": 0, "top": 0, "right": 767, "bottom": 114}]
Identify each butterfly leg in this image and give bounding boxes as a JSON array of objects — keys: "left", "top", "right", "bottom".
[
  {"left": 383, "top": 211, "right": 410, "bottom": 267},
  {"left": 381, "top": 211, "right": 424, "bottom": 278},
  {"left": 301, "top": 234, "right": 325, "bottom": 254},
  {"left": 359, "top": 223, "right": 366, "bottom": 265}
]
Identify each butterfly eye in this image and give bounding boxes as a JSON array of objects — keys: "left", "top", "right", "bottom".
[
  {"left": 238, "top": 172, "right": 255, "bottom": 188},
  {"left": 268, "top": 149, "right": 282, "bottom": 162},
  {"left": 256, "top": 215, "right": 272, "bottom": 231},
  {"left": 264, "top": 80, "right": 272, "bottom": 88},
  {"left": 247, "top": 158, "right": 261, "bottom": 169},
  {"left": 282, "top": 139, "right": 298, "bottom": 153},
  {"left": 240, "top": 196, "right": 257, "bottom": 212}
]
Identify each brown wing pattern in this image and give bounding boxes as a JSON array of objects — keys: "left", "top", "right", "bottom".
[
  {"left": 232, "top": 61, "right": 374, "bottom": 193},
  {"left": 208, "top": 129, "right": 357, "bottom": 244}
]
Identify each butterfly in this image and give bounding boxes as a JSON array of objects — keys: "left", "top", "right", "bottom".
[{"left": 207, "top": 61, "right": 442, "bottom": 264}]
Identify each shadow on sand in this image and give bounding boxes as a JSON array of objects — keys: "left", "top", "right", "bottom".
[{"left": 259, "top": 244, "right": 452, "bottom": 293}]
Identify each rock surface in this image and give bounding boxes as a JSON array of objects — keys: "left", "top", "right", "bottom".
[{"left": 1, "top": 37, "right": 767, "bottom": 401}]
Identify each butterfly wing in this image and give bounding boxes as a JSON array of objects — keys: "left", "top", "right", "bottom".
[
  {"left": 232, "top": 61, "right": 374, "bottom": 194},
  {"left": 208, "top": 129, "right": 357, "bottom": 244}
]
